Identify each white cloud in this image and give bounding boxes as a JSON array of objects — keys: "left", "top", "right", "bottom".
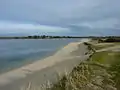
[
  {"left": 90, "top": 18, "right": 120, "bottom": 29},
  {"left": 72, "top": 18, "right": 120, "bottom": 29},
  {"left": 0, "top": 21, "right": 70, "bottom": 34}
]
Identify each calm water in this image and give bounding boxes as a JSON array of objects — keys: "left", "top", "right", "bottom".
[{"left": 0, "top": 39, "right": 81, "bottom": 73}]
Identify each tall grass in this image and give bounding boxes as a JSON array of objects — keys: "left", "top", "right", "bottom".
[{"left": 49, "top": 61, "right": 116, "bottom": 90}]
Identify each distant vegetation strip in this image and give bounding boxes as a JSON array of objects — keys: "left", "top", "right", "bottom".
[
  {"left": 0, "top": 36, "right": 120, "bottom": 40},
  {"left": 0, "top": 35, "right": 87, "bottom": 39}
]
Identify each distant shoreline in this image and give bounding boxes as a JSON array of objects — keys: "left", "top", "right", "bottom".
[{"left": 0, "top": 36, "right": 119, "bottom": 39}]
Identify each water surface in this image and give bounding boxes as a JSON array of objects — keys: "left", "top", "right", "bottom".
[{"left": 0, "top": 39, "right": 81, "bottom": 73}]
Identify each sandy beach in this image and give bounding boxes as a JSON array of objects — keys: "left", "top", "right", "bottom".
[{"left": 0, "top": 40, "right": 90, "bottom": 90}]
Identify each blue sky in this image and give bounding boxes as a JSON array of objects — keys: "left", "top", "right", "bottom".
[{"left": 0, "top": 0, "right": 120, "bottom": 36}]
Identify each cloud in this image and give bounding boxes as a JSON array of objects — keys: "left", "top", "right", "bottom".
[
  {"left": 71, "top": 18, "right": 120, "bottom": 29},
  {"left": 0, "top": 0, "right": 120, "bottom": 36},
  {"left": 0, "top": 21, "right": 70, "bottom": 34},
  {"left": 0, "top": 0, "right": 119, "bottom": 24}
]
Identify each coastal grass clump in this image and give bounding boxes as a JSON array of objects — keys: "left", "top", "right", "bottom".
[{"left": 49, "top": 61, "right": 116, "bottom": 90}]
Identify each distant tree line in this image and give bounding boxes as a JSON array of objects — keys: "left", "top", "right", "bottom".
[
  {"left": 0, "top": 35, "right": 120, "bottom": 40},
  {"left": 0, "top": 35, "right": 87, "bottom": 39}
]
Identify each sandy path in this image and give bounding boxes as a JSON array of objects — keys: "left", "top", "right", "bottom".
[
  {"left": 95, "top": 43, "right": 114, "bottom": 46},
  {"left": 0, "top": 41, "right": 89, "bottom": 90},
  {"left": 96, "top": 45, "right": 120, "bottom": 52}
]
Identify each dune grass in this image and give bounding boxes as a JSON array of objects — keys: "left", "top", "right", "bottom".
[
  {"left": 48, "top": 51, "right": 120, "bottom": 90},
  {"left": 48, "top": 43, "right": 120, "bottom": 90},
  {"left": 48, "top": 61, "right": 116, "bottom": 90}
]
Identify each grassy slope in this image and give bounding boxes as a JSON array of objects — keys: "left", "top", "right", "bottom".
[
  {"left": 49, "top": 42, "right": 120, "bottom": 90},
  {"left": 89, "top": 42, "right": 120, "bottom": 90},
  {"left": 91, "top": 51, "right": 120, "bottom": 89},
  {"left": 91, "top": 51, "right": 116, "bottom": 64}
]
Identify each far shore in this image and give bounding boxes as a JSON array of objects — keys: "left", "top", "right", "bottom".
[{"left": 0, "top": 39, "right": 90, "bottom": 90}]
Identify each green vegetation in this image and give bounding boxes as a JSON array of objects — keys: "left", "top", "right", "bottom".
[
  {"left": 91, "top": 51, "right": 119, "bottom": 64},
  {"left": 0, "top": 35, "right": 89, "bottom": 39},
  {"left": 0, "top": 36, "right": 120, "bottom": 40},
  {"left": 91, "top": 51, "right": 109, "bottom": 63},
  {"left": 91, "top": 51, "right": 120, "bottom": 89}
]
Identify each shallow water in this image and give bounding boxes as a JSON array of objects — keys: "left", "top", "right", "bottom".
[{"left": 0, "top": 39, "right": 81, "bottom": 73}]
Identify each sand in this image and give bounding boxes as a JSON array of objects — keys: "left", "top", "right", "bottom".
[
  {"left": 95, "top": 43, "right": 114, "bottom": 46},
  {"left": 96, "top": 45, "right": 120, "bottom": 52},
  {"left": 0, "top": 40, "right": 90, "bottom": 90}
]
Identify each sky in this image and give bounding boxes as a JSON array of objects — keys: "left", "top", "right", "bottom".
[{"left": 0, "top": 0, "right": 120, "bottom": 36}]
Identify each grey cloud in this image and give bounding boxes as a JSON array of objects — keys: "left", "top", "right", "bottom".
[{"left": 0, "top": 0, "right": 120, "bottom": 36}]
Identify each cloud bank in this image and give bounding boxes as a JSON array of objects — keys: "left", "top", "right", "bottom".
[
  {"left": 0, "top": 21, "right": 70, "bottom": 35},
  {"left": 0, "top": 0, "right": 120, "bottom": 36}
]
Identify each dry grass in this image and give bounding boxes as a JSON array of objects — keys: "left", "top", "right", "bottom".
[
  {"left": 49, "top": 61, "right": 116, "bottom": 90},
  {"left": 22, "top": 60, "right": 117, "bottom": 90}
]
